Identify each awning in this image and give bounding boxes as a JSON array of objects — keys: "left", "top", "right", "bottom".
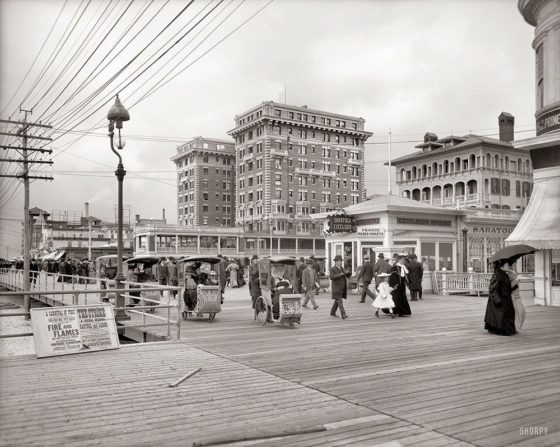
[{"left": 506, "top": 173, "right": 560, "bottom": 250}]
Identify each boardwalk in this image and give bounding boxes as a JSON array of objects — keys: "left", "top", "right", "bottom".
[{"left": 1, "top": 289, "right": 559, "bottom": 446}]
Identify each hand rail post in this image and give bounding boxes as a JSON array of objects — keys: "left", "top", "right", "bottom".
[{"left": 441, "top": 268, "right": 448, "bottom": 295}]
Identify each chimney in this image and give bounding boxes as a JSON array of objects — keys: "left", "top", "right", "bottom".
[
  {"left": 162, "top": 208, "right": 166, "bottom": 221},
  {"left": 85, "top": 202, "right": 89, "bottom": 217},
  {"left": 135, "top": 214, "right": 140, "bottom": 224},
  {"left": 499, "top": 112, "right": 515, "bottom": 142}
]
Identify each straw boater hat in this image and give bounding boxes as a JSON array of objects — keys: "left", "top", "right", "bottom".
[{"left": 377, "top": 273, "right": 390, "bottom": 278}]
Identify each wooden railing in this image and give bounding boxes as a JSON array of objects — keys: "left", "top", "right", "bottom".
[
  {"left": 432, "top": 269, "right": 492, "bottom": 296},
  {"left": 0, "top": 268, "right": 181, "bottom": 341}
]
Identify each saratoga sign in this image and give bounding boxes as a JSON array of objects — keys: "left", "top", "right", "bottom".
[
  {"left": 325, "top": 211, "right": 355, "bottom": 233},
  {"left": 31, "top": 304, "right": 119, "bottom": 358},
  {"left": 471, "top": 225, "right": 514, "bottom": 234}
]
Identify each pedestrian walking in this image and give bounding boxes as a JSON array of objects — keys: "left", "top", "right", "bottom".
[
  {"left": 217, "top": 254, "right": 227, "bottom": 297},
  {"left": 156, "top": 258, "right": 168, "bottom": 298},
  {"left": 329, "top": 254, "right": 349, "bottom": 319},
  {"left": 373, "top": 253, "right": 392, "bottom": 287},
  {"left": 167, "top": 258, "right": 179, "bottom": 300},
  {"left": 310, "top": 255, "right": 321, "bottom": 294},
  {"left": 372, "top": 273, "right": 395, "bottom": 318},
  {"left": 302, "top": 258, "right": 319, "bottom": 310},
  {"left": 248, "top": 255, "right": 261, "bottom": 309},
  {"left": 407, "top": 254, "right": 424, "bottom": 301},
  {"left": 296, "top": 256, "right": 305, "bottom": 294},
  {"left": 503, "top": 261, "right": 525, "bottom": 331},
  {"left": 226, "top": 260, "right": 239, "bottom": 288},
  {"left": 484, "top": 259, "right": 516, "bottom": 336},
  {"left": 357, "top": 255, "right": 376, "bottom": 303},
  {"left": 389, "top": 254, "right": 412, "bottom": 317}
]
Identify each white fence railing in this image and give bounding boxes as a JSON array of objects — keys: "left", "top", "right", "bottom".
[{"left": 432, "top": 269, "right": 492, "bottom": 296}]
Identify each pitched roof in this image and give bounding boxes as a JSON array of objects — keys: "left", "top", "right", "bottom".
[
  {"left": 29, "top": 207, "right": 50, "bottom": 216},
  {"left": 343, "top": 194, "right": 463, "bottom": 216},
  {"left": 388, "top": 133, "right": 515, "bottom": 165}
]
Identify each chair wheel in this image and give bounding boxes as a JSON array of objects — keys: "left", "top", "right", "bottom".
[{"left": 209, "top": 313, "right": 216, "bottom": 321}]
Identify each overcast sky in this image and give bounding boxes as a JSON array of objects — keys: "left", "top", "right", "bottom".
[{"left": 0, "top": 0, "right": 536, "bottom": 257}]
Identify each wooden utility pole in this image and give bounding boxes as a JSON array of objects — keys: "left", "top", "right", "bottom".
[{"left": 0, "top": 113, "right": 53, "bottom": 317}]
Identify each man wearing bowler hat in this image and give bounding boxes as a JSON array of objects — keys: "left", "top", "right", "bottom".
[
  {"left": 329, "top": 254, "right": 349, "bottom": 319},
  {"left": 357, "top": 255, "right": 376, "bottom": 303}
]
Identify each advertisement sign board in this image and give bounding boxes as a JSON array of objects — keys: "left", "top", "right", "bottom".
[
  {"left": 325, "top": 211, "right": 355, "bottom": 233},
  {"left": 31, "top": 304, "right": 119, "bottom": 358}
]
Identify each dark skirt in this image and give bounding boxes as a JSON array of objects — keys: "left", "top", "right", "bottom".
[
  {"left": 391, "top": 283, "right": 411, "bottom": 316},
  {"left": 484, "top": 295, "right": 516, "bottom": 335}
]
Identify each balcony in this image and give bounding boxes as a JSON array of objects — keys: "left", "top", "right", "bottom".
[
  {"left": 243, "top": 152, "right": 254, "bottom": 161},
  {"left": 320, "top": 170, "right": 336, "bottom": 178},
  {"left": 294, "top": 167, "right": 313, "bottom": 175},
  {"left": 270, "top": 148, "right": 289, "bottom": 157},
  {"left": 443, "top": 196, "right": 454, "bottom": 205},
  {"left": 348, "top": 158, "right": 361, "bottom": 165},
  {"left": 472, "top": 208, "right": 523, "bottom": 220}
]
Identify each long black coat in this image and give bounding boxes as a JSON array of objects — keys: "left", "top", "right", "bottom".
[
  {"left": 329, "top": 265, "right": 348, "bottom": 299},
  {"left": 407, "top": 260, "right": 423, "bottom": 290},
  {"left": 388, "top": 265, "right": 411, "bottom": 316},
  {"left": 484, "top": 267, "right": 516, "bottom": 335}
]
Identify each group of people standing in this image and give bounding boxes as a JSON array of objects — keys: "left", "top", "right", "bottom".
[
  {"left": 484, "top": 257, "right": 526, "bottom": 336},
  {"left": 330, "top": 252, "right": 425, "bottom": 320}
]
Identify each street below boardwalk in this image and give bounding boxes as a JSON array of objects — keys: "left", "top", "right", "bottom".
[{"left": 1, "top": 287, "right": 559, "bottom": 447}]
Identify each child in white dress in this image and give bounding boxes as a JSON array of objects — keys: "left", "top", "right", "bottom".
[{"left": 372, "top": 273, "right": 396, "bottom": 319}]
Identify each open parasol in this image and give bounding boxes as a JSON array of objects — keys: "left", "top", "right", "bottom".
[{"left": 489, "top": 244, "right": 536, "bottom": 263}]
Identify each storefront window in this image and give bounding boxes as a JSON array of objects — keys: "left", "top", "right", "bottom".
[
  {"left": 521, "top": 253, "right": 535, "bottom": 274},
  {"left": 469, "top": 237, "right": 484, "bottom": 272},
  {"left": 439, "top": 242, "right": 453, "bottom": 270},
  {"left": 344, "top": 242, "right": 352, "bottom": 271},
  {"left": 552, "top": 250, "right": 560, "bottom": 287},
  {"left": 421, "top": 242, "right": 435, "bottom": 271}
]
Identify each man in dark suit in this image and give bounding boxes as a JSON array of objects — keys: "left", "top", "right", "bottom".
[
  {"left": 407, "top": 253, "right": 424, "bottom": 301},
  {"left": 329, "top": 254, "right": 349, "bottom": 319},
  {"left": 296, "top": 256, "right": 305, "bottom": 294},
  {"left": 357, "top": 255, "right": 376, "bottom": 303},
  {"left": 373, "top": 253, "right": 392, "bottom": 287}
]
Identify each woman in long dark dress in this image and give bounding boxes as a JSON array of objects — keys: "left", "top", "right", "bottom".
[
  {"left": 484, "top": 259, "right": 516, "bottom": 336},
  {"left": 388, "top": 254, "right": 412, "bottom": 317}
]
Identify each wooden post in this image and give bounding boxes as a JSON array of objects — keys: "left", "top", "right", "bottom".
[{"left": 441, "top": 268, "right": 448, "bottom": 296}]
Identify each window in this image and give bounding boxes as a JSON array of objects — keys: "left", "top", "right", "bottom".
[
  {"left": 203, "top": 193, "right": 209, "bottom": 201},
  {"left": 203, "top": 168, "right": 208, "bottom": 175},
  {"left": 275, "top": 189, "right": 282, "bottom": 199}
]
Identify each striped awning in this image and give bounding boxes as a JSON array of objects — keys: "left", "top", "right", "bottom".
[{"left": 506, "top": 171, "right": 560, "bottom": 250}]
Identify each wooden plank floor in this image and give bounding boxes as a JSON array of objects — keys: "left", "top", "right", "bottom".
[
  {"left": 2, "top": 287, "right": 559, "bottom": 446},
  {"left": 175, "top": 290, "right": 560, "bottom": 447}
]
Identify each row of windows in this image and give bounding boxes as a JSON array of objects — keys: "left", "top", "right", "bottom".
[
  {"left": 201, "top": 167, "right": 232, "bottom": 177},
  {"left": 271, "top": 126, "right": 362, "bottom": 146},
  {"left": 175, "top": 153, "right": 233, "bottom": 168},
  {"left": 238, "top": 190, "right": 360, "bottom": 204},
  {"left": 273, "top": 109, "right": 358, "bottom": 130},
  {"left": 238, "top": 157, "right": 360, "bottom": 177},
  {"left": 399, "top": 153, "right": 532, "bottom": 182}
]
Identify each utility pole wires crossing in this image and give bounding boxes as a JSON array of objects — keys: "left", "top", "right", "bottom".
[{"left": 0, "top": 112, "right": 53, "bottom": 317}]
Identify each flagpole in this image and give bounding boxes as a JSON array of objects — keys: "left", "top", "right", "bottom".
[{"left": 388, "top": 128, "right": 392, "bottom": 195}]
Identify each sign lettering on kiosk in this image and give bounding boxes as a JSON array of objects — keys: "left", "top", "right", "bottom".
[
  {"left": 325, "top": 210, "right": 355, "bottom": 234},
  {"left": 31, "top": 304, "right": 119, "bottom": 358}
]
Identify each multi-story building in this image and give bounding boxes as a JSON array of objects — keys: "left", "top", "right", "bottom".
[
  {"left": 393, "top": 113, "right": 534, "bottom": 210},
  {"left": 30, "top": 204, "right": 134, "bottom": 259},
  {"left": 171, "top": 137, "right": 236, "bottom": 228},
  {"left": 228, "top": 101, "right": 372, "bottom": 254}
]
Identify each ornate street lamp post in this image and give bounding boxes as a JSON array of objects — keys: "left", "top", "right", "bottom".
[{"left": 107, "top": 95, "right": 130, "bottom": 321}]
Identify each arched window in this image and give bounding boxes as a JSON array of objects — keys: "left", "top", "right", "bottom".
[
  {"left": 400, "top": 168, "right": 405, "bottom": 182},
  {"left": 486, "top": 153, "right": 491, "bottom": 168},
  {"left": 455, "top": 157, "right": 461, "bottom": 172},
  {"left": 432, "top": 161, "right": 438, "bottom": 176},
  {"left": 412, "top": 189, "right": 421, "bottom": 201},
  {"left": 505, "top": 156, "right": 510, "bottom": 171},
  {"left": 422, "top": 164, "right": 427, "bottom": 178},
  {"left": 444, "top": 160, "right": 449, "bottom": 174},
  {"left": 470, "top": 154, "right": 476, "bottom": 169},
  {"left": 432, "top": 185, "right": 442, "bottom": 203},
  {"left": 525, "top": 160, "right": 531, "bottom": 173},
  {"left": 402, "top": 190, "right": 411, "bottom": 199},
  {"left": 455, "top": 181, "right": 465, "bottom": 196},
  {"left": 443, "top": 183, "right": 453, "bottom": 198},
  {"left": 412, "top": 166, "right": 417, "bottom": 179},
  {"left": 467, "top": 180, "right": 477, "bottom": 195},
  {"left": 518, "top": 158, "right": 522, "bottom": 172},
  {"left": 421, "top": 187, "right": 431, "bottom": 201},
  {"left": 494, "top": 154, "right": 499, "bottom": 169}
]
